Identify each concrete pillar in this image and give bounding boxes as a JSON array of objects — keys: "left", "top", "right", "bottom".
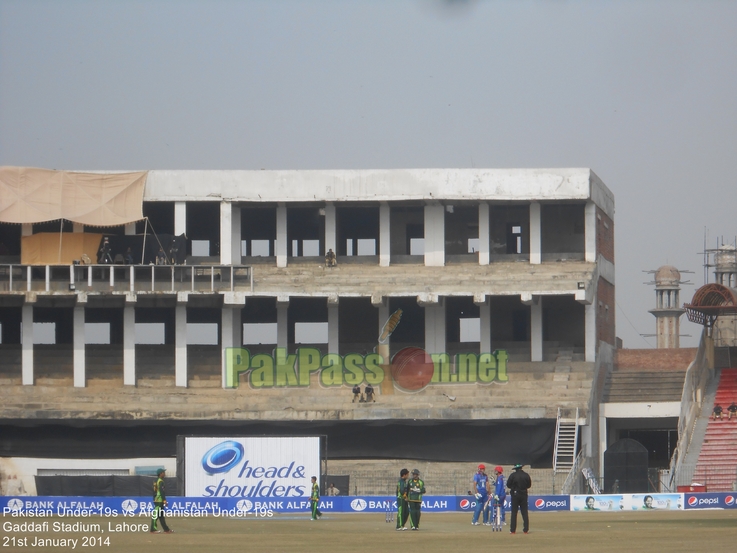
[
  {"left": 277, "top": 298, "right": 289, "bottom": 350},
  {"left": 174, "top": 202, "right": 187, "bottom": 236},
  {"left": 123, "top": 304, "right": 136, "bottom": 386},
  {"left": 585, "top": 300, "right": 597, "bottom": 363},
  {"left": 478, "top": 297, "right": 491, "bottom": 353},
  {"left": 73, "top": 223, "right": 84, "bottom": 233},
  {"left": 324, "top": 203, "right": 336, "bottom": 256},
  {"left": 531, "top": 296, "right": 543, "bottom": 362},
  {"left": 424, "top": 301, "right": 446, "bottom": 354},
  {"left": 379, "top": 203, "right": 390, "bottom": 267},
  {"left": 276, "top": 204, "right": 287, "bottom": 268},
  {"left": 328, "top": 298, "right": 339, "bottom": 355},
  {"left": 478, "top": 203, "right": 489, "bottom": 265},
  {"left": 529, "top": 202, "right": 541, "bottom": 265},
  {"left": 21, "top": 304, "right": 33, "bottom": 385},
  {"left": 221, "top": 306, "right": 242, "bottom": 388},
  {"left": 21, "top": 224, "right": 33, "bottom": 237},
  {"left": 424, "top": 204, "right": 445, "bottom": 267},
  {"left": 220, "top": 201, "right": 241, "bottom": 265},
  {"left": 125, "top": 222, "right": 136, "bottom": 235},
  {"left": 598, "top": 413, "right": 607, "bottom": 481},
  {"left": 175, "top": 305, "right": 187, "bottom": 387},
  {"left": 73, "top": 306, "right": 86, "bottom": 387},
  {"left": 585, "top": 201, "right": 597, "bottom": 263}
]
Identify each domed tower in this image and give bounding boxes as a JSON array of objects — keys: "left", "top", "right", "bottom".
[{"left": 648, "top": 265, "right": 686, "bottom": 348}]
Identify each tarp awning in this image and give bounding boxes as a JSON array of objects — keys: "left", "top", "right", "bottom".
[{"left": 0, "top": 166, "right": 147, "bottom": 226}]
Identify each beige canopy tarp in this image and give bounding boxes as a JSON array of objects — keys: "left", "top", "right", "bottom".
[
  {"left": 0, "top": 166, "right": 147, "bottom": 226},
  {"left": 21, "top": 232, "right": 104, "bottom": 265}
]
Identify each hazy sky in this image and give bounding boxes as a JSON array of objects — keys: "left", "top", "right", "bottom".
[{"left": 1, "top": 0, "right": 735, "bottom": 349}]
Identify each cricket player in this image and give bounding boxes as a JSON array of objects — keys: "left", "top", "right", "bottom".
[
  {"left": 407, "top": 469, "right": 425, "bottom": 530},
  {"left": 492, "top": 466, "right": 506, "bottom": 523},
  {"left": 310, "top": 476, "right": 323, "bottom": 520},
  {"left": 150, "top": 468, "right": 172, "bottom": 533},
  {"left": 396, "top": 468, "right": 410, "bottom": 530},
  {"left": 470, "top": 464, "right": 491, "bottom": 525}
]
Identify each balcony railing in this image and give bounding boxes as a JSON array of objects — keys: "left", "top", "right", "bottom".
[{"left": 0, "top": 264, "right": 253, "bottom": 293}]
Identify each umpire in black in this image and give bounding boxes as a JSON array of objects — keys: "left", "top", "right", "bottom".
[{"left": 506, "top": 463, "right": 531, "bottom": 534}]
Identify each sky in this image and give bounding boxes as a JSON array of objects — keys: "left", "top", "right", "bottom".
[{"left": 1, "top": 0, "right": 735, "bottom": 349}]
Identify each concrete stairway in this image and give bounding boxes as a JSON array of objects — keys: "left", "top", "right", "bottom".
[
  {"left": 692, "top": 368, "right": 737, "bottom": 491},
  {"left": 603, "top": 367, "right": 687, "bottom": 403}
]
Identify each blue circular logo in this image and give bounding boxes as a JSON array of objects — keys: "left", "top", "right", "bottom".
[{"left": 201, "top": 441, "right": 245, "bottom": 474}]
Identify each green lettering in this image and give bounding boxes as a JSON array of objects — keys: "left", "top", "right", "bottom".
[
  {"left": 297, "top": 348, "right": 322, "bottom": 386},
  {"left": 494, "top": 350, "right": 509, "bottom": 382},
  {"left": 364, "top": 353, "right": 384, "bottom": 385},
  {"left": 456, "top": 353, "right": 477, "bottom": 383},
  {"left": 274, "top": 347, "right": 297, "bottom": 387},
  {"left": 343, "top": 354, "right": 364, "bottom": 385},
  {"left": 478, "top": 353, "right": 496, "bottom": 383},
  {"left": 225, "top": 347, "right": 250, "bottom": 388},
  {"left": 431, "top": 354, "right": 451, "bottom": 383},
  {"left": 320, "top": 354, "right": 343, "bottom": 386},
  {"left": 250, "top": 354, "right": 274, "bottom": 388}
]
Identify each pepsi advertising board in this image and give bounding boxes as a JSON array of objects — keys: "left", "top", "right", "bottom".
[
  {"left": 530, "top": 495, "right": 570, "bottom": 511},
  {"left": 684, "top": 492, "right": 737, "bottom": 509},
  {"left": 184, "top": 437, "right": 320, "bottom": 498}
]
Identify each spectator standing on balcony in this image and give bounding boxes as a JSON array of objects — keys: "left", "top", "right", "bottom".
[
  {"left": 98, "top": 238, "right": 113, "bottom": 264},
  {"left": 711, "top": 403, "right": 724, "bottom": 420},
  {"left": 728, "top": 402, "right": 737, "bottom": 420},
  {"left": 365, "top": 383, "right": 375, "bottom": 403}
]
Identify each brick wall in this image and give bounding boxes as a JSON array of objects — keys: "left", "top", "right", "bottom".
[
  {"left": 615, "top": 348, "right": 697, "bottom": 371},
  {"left": 597, "top": 277, "right": 615, "bottom": 346},
  {"left": 596, "top": 207, "right": 614, "bottom": 263}
]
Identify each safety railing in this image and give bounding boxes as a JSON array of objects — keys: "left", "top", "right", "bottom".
[{"left": 0, "top": 264, "right": 253, "bottom": 293}]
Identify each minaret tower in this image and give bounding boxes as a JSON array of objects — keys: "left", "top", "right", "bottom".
[{"left": 648, "top": 266, "right": 686, "bottom": 348}]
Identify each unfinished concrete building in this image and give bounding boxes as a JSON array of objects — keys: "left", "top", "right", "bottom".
[{"left": 0, "top": 167, "right": 616, "bottom": 491}]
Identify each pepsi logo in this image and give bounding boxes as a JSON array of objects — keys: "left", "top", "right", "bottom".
[
  {"left": 725, "top": 496, "right": 735, "bottom": 506},
  {"left": 534, "top": 499, "right": 545, "bottom": 509},
  {"left": 459, "top": 499, "right": 471, "bottom": 510},
  {"left": 687, "top": 496, "right": 698, "bottom": 506}
]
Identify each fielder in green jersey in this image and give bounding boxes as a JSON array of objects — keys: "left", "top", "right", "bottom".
[
  {"left": 150, "top": 468, "right": 172, "bottom": 533},
  {"left": 310, "top": 476, "right": 323, "bottom": 520},
  {"left": 396, "top": 468, "right": 410, "bottom": 530},
  {"left": 407, "top": 469, "right": 426, "bottom": 530}
]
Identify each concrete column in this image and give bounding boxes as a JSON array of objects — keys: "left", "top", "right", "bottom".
[
  {"left": 424, "top": 204, "right": 445, "bottom": 267},
  {"left": 21, "top": 304, "right": 34, "bottom": 385},
  {"left": 531, "top": 296, "right": 543, "bottom": 362},
  {"left": 123, "top": 304, "right": 136, "bottom": 386},
  {"left": 324, "top": 203, "right": 336, "bottom": 256},
  {"left": 277, "top": 298, "right": 289, "bottom": 350},
  {"left": 598, "top": 413, "right": 607, "bottom": 480},
  {"left": 73, "top": 223, "right": 84, "bottom": 233},
  {"left": 424, "top": 301, "right": 446, "bottom": 354},
  {"left": 529, "top": 202, "right": 541, "bottom": 265},
  {"left": 377, "top": 303, "right": 389, "bottom": 341},
  {"left": 276, "top": 204, "right": 287, "bottom": 268},
  {"left": 22, "top": 224, "right": 33, "bottom": 237},
  {"left": 125, "top": 222, "right": 136, "bottom": 235},
  {"left": 585, "top": 300, "right": 597, "bottom": 363},
  {"left": 585, "top": 201, "right": 597, "bottom": 263},
  {"left": 174, "top": 202, "right": 187, "bottom": 236},
  {"left": 478, "top": 298, "right": 491, "bottom": 353},
  {"left": 220, "top": 201, "right": 241, "bottom": 265},
  {"left": 221, "top": 306, "right": 242, "bottom": 388},
  {"left": 73, "top": 306, "right": 86, "bottom": 387},
  {"left": 175, "top": 305, "right": 187, "bottom": 387},
  {"left": 379, "top": 203, "right": 390, "bottom": 267},
  {"left": 328, "top": 299, "right": 339, "bottom": 355},
  {"left": 478, "top": 203, "right": 489, "bottom": 265}
]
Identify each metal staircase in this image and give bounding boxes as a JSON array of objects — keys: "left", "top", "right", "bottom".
[{"left": 553, "top": 407, "right": 579, "bottom": 475}]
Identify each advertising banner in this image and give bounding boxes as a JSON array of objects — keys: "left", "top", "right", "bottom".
[
  {"left": 571, "top": 494, "right": 625, "bottom": 511},
  {"left": 683, "top": 492, "right": 737, "bottom": 509},
  {"left": 456, "top": 496, "right": 511, "bottom": 512},
  {"left": 183, "top": 437, "right": 321, "bottom": 498},
  {"left": 629, "top": 493, "right": 681, "bottom": 511},
  {"left": 529, "top": 495, "right": 570, "bottom": 511}
]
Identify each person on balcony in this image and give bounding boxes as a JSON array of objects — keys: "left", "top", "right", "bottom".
[
  {"left": 325, "top": 248, "right": 336, "bottom": 267},
  {"left": 364, "top": 383, "right": 375, "bottom": 403},
  {"left": 98, "top": 238, "right": 113, "bottom": 264},
  {"left": 352, "top": 384, "right": 362, "bottom": 403}
]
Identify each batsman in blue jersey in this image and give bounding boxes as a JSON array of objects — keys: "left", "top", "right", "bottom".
[
  {"left": 492, "top": 466, "right": 507, "bottom": 523},
  {"left": 470, "top": 464, "right": 491, "bottom": 525}
]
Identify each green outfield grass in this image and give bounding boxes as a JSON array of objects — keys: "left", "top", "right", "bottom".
[{"left": 2, "top": 510, "right": 736, "bottom": 553}]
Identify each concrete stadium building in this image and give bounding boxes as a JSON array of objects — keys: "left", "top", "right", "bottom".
[{"left": 0, "top": 167, "right": 618, "bottom": 493}]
